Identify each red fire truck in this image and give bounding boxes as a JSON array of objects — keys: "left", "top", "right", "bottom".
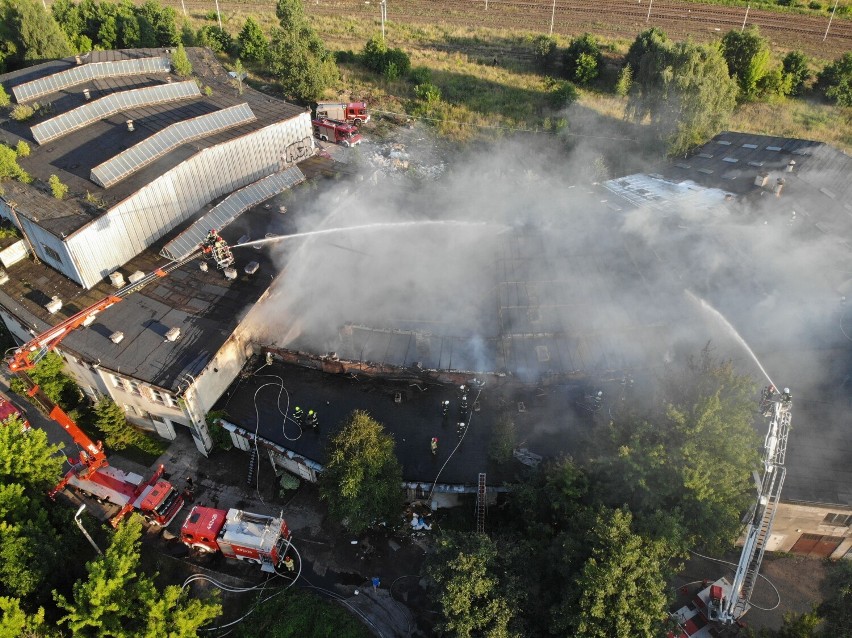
[
  {"left": 312, "top": 118, "right": 363, "bottom": 147},
  {"left": 180, "top": 505, "right": 292, "bottom": 573},
  {"left": 316, "top": 101, "right": 370, "bottom": 125}
]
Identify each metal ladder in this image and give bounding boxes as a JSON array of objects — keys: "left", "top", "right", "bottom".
[{"left": 476, "top": 473, "right": 487, "bottom": 534}]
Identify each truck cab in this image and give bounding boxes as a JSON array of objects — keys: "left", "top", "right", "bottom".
[
  {"left": 316, "top": 101, "right": 370, "bottom": 125},
  {"left": 312, "top": 118, "right": 363, "bottom": 147}
]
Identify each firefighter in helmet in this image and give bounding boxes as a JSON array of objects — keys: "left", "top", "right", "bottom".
[
  {"left": 293, "top": 406, "right": 304, "bottom": 425},
  {"left": 431, "top": 437, "right": 438, "bottom": 455},
  {"left": 306, "top": 409, "right": 318, "bottom": 429}
]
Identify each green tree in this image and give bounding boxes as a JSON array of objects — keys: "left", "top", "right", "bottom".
[
  {"left": 624, "top": 27, "right": 669, "bottom": 72},
  {"left": 135, "top": 0, "right": 178, "bottom": 47},
  {"left": 817, "top": 52, "right": 852, "bottom": 107},
  {"left": 238, "top": 16, "right": 268, "bottom": 62},
  {"left": 0, "top": 0, "right": 73, "bottom": 67},
  {"left": 615, "top": 63, "right": 633, "bottom": 97},
  {"left": 545, "top": 77, "right": 578, "bottom": 109},
  {"left": 319, "top": 410, "right": 403, "bottom": 534},
  {"left": 196, "top": 25, "right": 233, "bottom": 54},
  {"left": 275, "top": 0, "right": 305, "bottom": 31},
  {"left": 628, "top": 40, "right": 737, "bottom": 156},
  {"left": 171, "top": 42, "right": 192, "bottom": 76},
  {"left": 48, "top": 174, "right": 67, "bottom": 200},
  {"left": 0, "top": 144, "right": 31, "bottom": 183},
  {"left": 15, "top": 140, "right": 30, "bottom": 157},
  {"left": 563, "top": 33, "right": 602, "bottom": 85},
  {"left": 362, "top": 34, "right": 387, "bottom": 73},
  {"left": 427, "top": 533, "right": 519, "bottom": 638},
  {"left": 0, "top": 85, "right": 9, "bottom": 107},
  {"left": 55, "top": 514, "right": 221, "bottom": 636},
  {"left": 0, "top": 596, "right": 50, "bottom": 638},
  {"left": 782, "top": 50, "right": 810, "bottom": 96},
  {"left": 488, "top": 412, "right": 516, "bottom": 464},
  {"left": 0, "top": 421, "right": 64, "bottom": 487},
  {"left": 9, "top": 352, "right": 75, "bottom": 406},
  {"left": 414, "top": 82, "right": 441, "bottom": 104},
  {"left": 531, "top": 34, "right": 557, "bottom": 72},
  {"left": 721, "top": 27, "right": 770, "bottom": 101},
  {"left": 94, "top": 397, "right": 139, "bottom": 451},
  {"left": 570, "top": 508, "right": 672, "bottom": 638},
  {"left": 267, "top": 28, "right": 338, "bottom": 103}
]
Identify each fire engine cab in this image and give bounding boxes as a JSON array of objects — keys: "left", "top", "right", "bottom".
[
  {"left": 316, "top": 101, "right": 370, "bottom": 125},
  {"left": 312, "top": 118, "right": 362, "bottom": 147},
  {"left": 0, "top": 393, "right": 29, "bottom": 431},
  {"left": 181, "top": 505, "right": 292, "bottom": 573}
]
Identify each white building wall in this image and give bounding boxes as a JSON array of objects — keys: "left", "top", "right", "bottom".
[
  {"left": 65, "top": 114, "right": 314, "bottom": 288},
  {"left": 768, "top": 502, "right": 852, "bottom": 559}
]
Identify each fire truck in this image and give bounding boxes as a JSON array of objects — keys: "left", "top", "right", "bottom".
[
  {"left": 315, "top": 101, "right": 370, "bottom": 125},
  {"left": 669, "top": 387, "right": 792, "bottom": 637},
  {"left": 180, "top": 505, "right": 292, "bottom": 573},
  {"left": 4, "top": 233, "right": 235, "bottom": 527},
  {"left": 312, "top": 118, "right": 362, "bottom": 147}
]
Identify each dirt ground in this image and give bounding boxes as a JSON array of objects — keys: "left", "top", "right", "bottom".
[{"left": 672, "top": 551, "right": 829, "bottom": 633}]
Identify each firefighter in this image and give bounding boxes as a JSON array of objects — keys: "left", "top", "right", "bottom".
[
  {"left": 456, "top": 422, "right": 466, "bottom": 438},
  {"left": 306, "top": 409, "right": 318, "bottom": 429},
  {"left": 593, "top": 391, "right": 603, "bottom": 411},
  {"left": 459, "top": 395, "right": 469, "bottom": 415},
  {"left": 293, "top": 406, "right": 304, "bottom": 425},
  {"left": 283, "top": 555, "right": 295, "bottom": 573},
  {"left": 431, "top": 437, "right": 438, "bottom": 455},
  {"left": 441, "top": 400, "right": 450, "bottom": 418},
  {"left": 781, "top": 388, "right": 792, "bottom": 406}
]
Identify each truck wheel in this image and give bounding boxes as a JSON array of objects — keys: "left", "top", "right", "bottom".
[
  {"left": 342, "top": 141, "right": 350, "bottom": 148},
  {"left": 320, "top": 135, "right": 328, "bottom": 142},
  {"left": 354, "top": 118, "right": 362, "bottom": 126}
]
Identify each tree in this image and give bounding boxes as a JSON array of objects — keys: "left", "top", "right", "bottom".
[
  {"left": 362, "top": 34, "right": 387, "bottom": 73},
  {"left": 819, "top": 560, "right": 852, "bottom": 635},
  {"left": 0, "top": 144, "right": 31, "bottom": 183},
  {"left": 427, "top": 533, "right": 519, "bottom": 638},
  {"left": 267, "top": 28, "right": 338, "bottom": 103},
  {"left": 624, "top": 27, "right": 669, "bottom": 72},
  {"left": 171, "top": 42, "right": 192, "bottom": 76},
  {"left": 135, "top": 0, "right": 179, "bottom": 47},
  {"left": 817, "top": 52, "right": 852, "bottom": 107},
  {"left": 0, "top": 596, "right": 49, "bottom": 638},
  {"left": 55, "top": 514, "right": 221, "bottom": 636},
  {"left": 94, "top": 397, "right": 139, "bottom": 450},
  {"left": 9, "top": 353, "right": 75, "bottom": 406},
  {"left": 627, "top": 40, "right": 737, "bottom": 156},
  {"left": 0, "top": 421, "right": 64, "bottom": 488},
  {"left": 319, "top": 410, "right": 403, "bottom": 534},
  {"left": 196, "top": 25, "right": 233, "bottom": 55},
  {"left": 0, "top": 0, "right": 73, "bottom": 67},
  {"left": 488, "top": 412, "right": 516, "bottom": 464},
  {"left": 563, "top": 33, "right": 602, "bottom": 85},
  {"left": 546, "top": 77, "right": 578, "bottom": 109},
  {"left": 721, "top": 27, "right": 770, "bottom": 101},
  {"left": 275, "top": 0, "right": 305, "bottom": 31},
  {"left": 48, "top": 174, "right": 67, "bottom": 200},
  {"left": 570, "top": 508, "right": 672, "bottom": 638},
  {"left": 0, "top": 85, "right": 9, "bottom": 107},
  {"left": 531, "top": 34, "right": 557, "bottom": 72},
  {"left": 238, "top": 16, "right": 268, "bottom": 62},
  {"left": 782, "top": 50, "right": 810, "bottom": 96},
  {"left": 615, "top": 64, "right": 632, "bottom": 97},
  {"left": 15, "top": 140, "right": 30, "bottom": 157}
]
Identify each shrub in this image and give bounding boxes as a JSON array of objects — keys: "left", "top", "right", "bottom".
[
  {"left": 817, "top": 52, "right": 852, "bottom": 106},
  {"left": 615, "top": 64, "right": 633, "bottom": 97},
  {"left": 545, "top": 77, "right": 579, "bottom": 109},
  {"left": 15, "top": 140, "right": 30, "bottom": 157},
  {"left": 196, "top": 25, "right": 233, "bottom": 54},
  {"left": 563, "top": 33, "right": 602, "bottom": 85},
  {"left": 171, "top": 43, "right": 192, "bottom": 76},
  {"left": 0, "top": 85, "right": 9, "bottom": 107},
  {"left": 808, "top": 1, "right": 822, "bottom": 8},
  {"left": 0, "top": 145, "right": 31, "bottom": 183},
  {"left": 782, "top": 50, "right": 810, "bottom": 96},
  {"left": 409, "top": 66, "right": 431, "bottom": 85},
  {"left": 48, "top": 174, "right": 68, "bottom": 200},
  {"left": 361, "top": 36, "right": 410, "bottom": 79},
  {"left": 532, "top": 34, "right": 558, "bottom": 72},
  {"left": 204, "top": 85, "right": 213, "bottom": 96},
  {"left": 488, "top": 413, "right": 516, "bottom": 464},
  {"left": 10, "top": 104, "right": 35, "bottom": 121},
  {"left": 414, "top": 82, "right": 441, "bottom": 103}
]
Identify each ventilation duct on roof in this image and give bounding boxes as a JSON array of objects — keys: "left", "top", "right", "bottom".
[
  {"left": 109, "top": 331, "right": 124, "bottom": 344},
  {"left": 774, "top": 178, "right": 785, "bottom": 197},
  {"left": 0, "top": 270, "right": 8, "bottom": 285},
  {"left": 45, "top": 296, "right": 62, "bottom": 314},
  {"left": 199, "top": 261, "right": 208, "bottom": 272},
  {"left": 128, "top": 271, "right": 145, "bottom": 284},
  {"left": 165, "top": 327, "right": 181, "bottom": 342},
  {"left": 126, "top": 119, "right": 134, "bottom": 132},
  {"left": 82, "top": 314, "right": 96, "bottom": 327},
  {"left": 224, "top": 268, "right": 238, "bottom": 280},
  {"left": 786, "top": 160, "right": 796, "bottom": 173},
  {"left": 83, "top": 88, "right": 91, "bottom": 100},
  {"left": 754, "top": 172, "right": 769, "bottom": 188},
  {"left": 109, "top": 272, "right": 126, "bottom": 288}
]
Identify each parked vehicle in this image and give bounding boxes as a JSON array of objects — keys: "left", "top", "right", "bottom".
[
  {"left": 180, "top": 505, "right": 292, "bottom": 573},
  {"left": 0, "top": 392, "right": 30, "bottom": 431},
  {"left": 312, "top": 118, "right": 363, "bottom": 147},
  {"left": 315, "top": 101, "right": 370, "bottom": 125}
]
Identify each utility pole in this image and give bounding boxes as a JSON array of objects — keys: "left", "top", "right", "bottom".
[
  {"left": 214, "top": 0, "right": 222, "bottom": 30},
  {"left": 646, "top": 0, "right": 653, "bottom": 23},
  {"left": 549, "top": 0, "right": 556, "bottom": 36},
  {"left": 181, "top": 0, "right": 186, "bottom": 16},
  {"left": 74, "top": 505, "right": 102, "bottom": 555},
  {"left": 741, "top": 3, "right": 749, "bottom": 31},
  {"left": 380, "top": 0, "right": 387, "bottom": 41},
  {"left": 824, "top": 0, "right": 839, "bottom": 41}
]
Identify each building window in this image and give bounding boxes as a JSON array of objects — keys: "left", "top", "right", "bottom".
[
  {"left": 128, "top": 381, "right": 141, "bottom": 395},
  {"left": 124, "top": 404, "right": 138, "bottom": 416},
  {"left": 149, "top": 388, "right": 165, "bottom": 404},
  {"left": 41, "top": 244, "right": 62, "bottom": 264},
  {"left": 110, "top": 375, "right": 122, "bottom": 388},
  {"left": 822, "top": 513, "right": 852, "bottom": 527}
]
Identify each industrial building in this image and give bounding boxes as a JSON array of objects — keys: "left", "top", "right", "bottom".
[{"left": 0, "top": 48, "right": 849, "bottom": 557}]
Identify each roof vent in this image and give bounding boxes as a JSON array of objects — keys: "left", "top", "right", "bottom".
[
  {"left": 164, "top": 327, "right": 181, "bottom": 342},
  {"left": 83, "top": 88, "right": 91, "bottom": 100},
  {"left": 166, "top": 75, "right": 173, "bottom": 83},
  {"left": 199, "top": 261, "right": 208, "bottom": 272},
  {"left": 109, "top": 271, "right": 126, "bottom": 288},
  {"left": 75, "top": 55, "right": 82, "bottom": 65},
  {"left": 128, "top": 270, "right": 145, "bottom": 284},
  {"left": 126, "top": 119, "right": 134, "bottom": 132},
  {"left": 45, "top": 296, "right": 63, "bottom": 314},
  {"left": 0, "top": 270, "right": 8, "bottom": 285},
  {"left": 110, "top": 331, "right": 125, "bottom": 344},
  {"left": 82, "top": 314, "right": 96, "bottom": 327},
  {"left": 754, "top": 172, "right": 769, "bottom": 187},
  {"left": 786, "top": 160, "right": 796, "bottom": 173},
  {"left": 224, "top": 268, "right": 238, "bottom": 280},
  {"left": 244, "top": 261, "right": 259, "bottom": 275},
  {"left": 774, "top": 178, "right": 785, "bottom": 197}
]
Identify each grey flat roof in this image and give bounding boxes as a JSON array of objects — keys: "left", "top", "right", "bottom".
[{"left": 0, "top": 48, "right": 306, "bottom": 238}]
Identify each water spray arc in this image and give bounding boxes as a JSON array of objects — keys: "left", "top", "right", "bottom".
[{"left": 685, "top": 290, "right": 776, "bottom": 389}]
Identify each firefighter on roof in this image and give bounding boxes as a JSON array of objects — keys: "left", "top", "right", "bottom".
[
  {"left": 431, "top": 437, "right": 438, "bottom": 455},
  {"left": 293, "top": 406, "right": 304, "bottom": 425},
  {"left": 306, "top": 409, "right": 318, "bottom": 429}
]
